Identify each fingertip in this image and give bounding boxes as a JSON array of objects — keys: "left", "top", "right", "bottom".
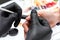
[
  {"left": 37, "top": 11, "right": 43, "bottom": 17},
  {"left": 26, "top": 16, "right": 31, "bottom": 21}
]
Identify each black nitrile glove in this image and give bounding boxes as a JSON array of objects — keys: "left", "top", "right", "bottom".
[
  {"left": 2, "top": 2, "right": 22, "bottom": 27},
  {"left": 0, "top": 2, "right": 22, "bottom": 37},
  {"left": 0, "top": 0, "right": 10, "bottom": 4},
  {"left": 0, "top": 10, "right": 18, "bottom": 37},
  {"left": 26, "top": 9, "right": 52, "bottom": 40}
]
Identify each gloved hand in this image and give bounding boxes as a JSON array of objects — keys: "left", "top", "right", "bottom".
[
  {"left": 26, "top": 9, "right": 52, "bottom": 40},
  {"left": 2, "top": 2, "right": 22, "bottom": 27},
  {"left": 0, "top": 2, "right": 22, "bottom": 37},
  {"left": 0, "top": 10, "right": 18, "bottom": 37}
]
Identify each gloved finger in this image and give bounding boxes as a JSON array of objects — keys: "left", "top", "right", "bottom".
[
  {"left": 14, "top": 8, "right": 22, "bottom": 27},
  {"left": 14, "top": 19, "right": 20, "bottom": 27},
  {"left": 14, "top": 3, "right": 22, "bottom": 27},
  {"left": 9, "top": 28, "right": 18, "bottom": 36},
  {"left": 31, "top": 9, "right": 39, "bottom": 24}
]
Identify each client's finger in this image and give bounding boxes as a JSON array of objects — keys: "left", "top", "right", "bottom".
[
  {"left": 22, "top": 21, "right": 29, "bottom": 39},
  {"left": 22, "top": 21, "right": 29, "bottom": 33},
  {"left": 26, "top": 16, "right": 31, "bottom": 21},
  {"left": 22, "top": 15, "right": 31, "bottom": 32}
]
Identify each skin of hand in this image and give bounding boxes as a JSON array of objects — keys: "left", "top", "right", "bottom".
[
  {"left": 38, "top": 8, "right": 60, "bottom": 27},
  {"left": 22, "top": 7, "right": 60, "bottom": 38}
]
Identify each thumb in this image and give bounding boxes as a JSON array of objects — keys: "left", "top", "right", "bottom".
[{"left": 31, "top": 9, "right": 39, "bottom": 24}]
